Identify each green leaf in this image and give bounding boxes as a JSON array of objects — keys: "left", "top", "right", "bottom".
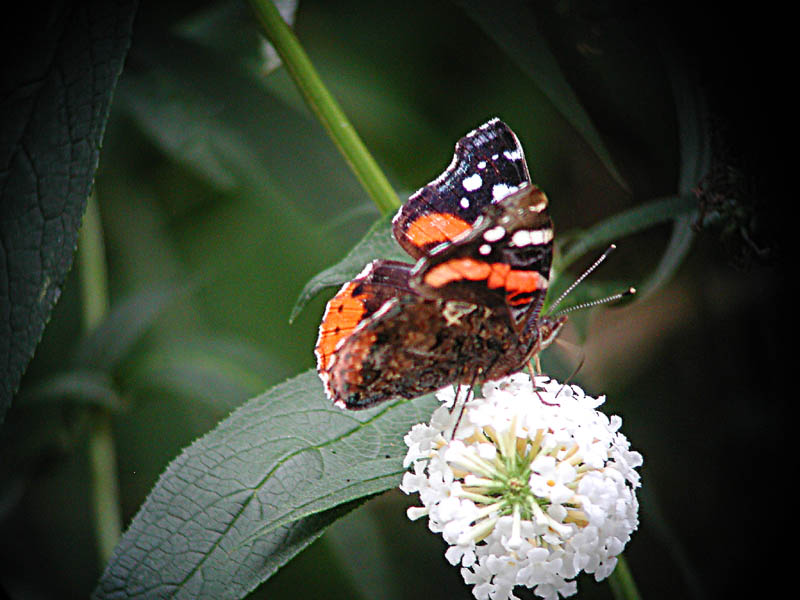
[
  {"left": 125, "top": 335, "right": 288, "bottom": 412},
  {"left": 626, "top": 54, "right": 709, "bottom": 299},
  {"left": 667, "top": 54, "right": 712, "bottom": 196},
  {"left": 637, "top": 213, "right": 696, "bottom": 299},
  {"left": 94, "top": 370, "right": 437, "bottom": 599},
  {"left": 177, "top": 0, "right": 297, "bottom": 77},
  {"left": 290, "top": 212, "right": 407, "bottom": 322},
  {"left": 18, "top": 369, "right": 124, "bottom": 411},
  {"left": 455, "top": 0, "right": 629, "bottom": 191},
  {"left": 117, "top": 33, "right": 369, "bottom": 224},
  {"left": 0, "top": 0, "right": 139, "bottom": 421},
  {"left": 557, "top": 194, "right": 697, "bottom": 274},
  {"left": 75, "top": 283, "right": 189, "bottom": 372}
]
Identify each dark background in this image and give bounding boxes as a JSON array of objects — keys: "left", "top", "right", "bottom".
[{"left": 1, "top": 0, "right": 784, "bottom": 598}]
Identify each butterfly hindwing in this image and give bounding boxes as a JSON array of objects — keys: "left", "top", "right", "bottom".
[
  {"left": 325, "top": 294, "right": 522, "bottom": 409},
  {"left": 315, "top": 259, "right": 416, "bottom": 382}
]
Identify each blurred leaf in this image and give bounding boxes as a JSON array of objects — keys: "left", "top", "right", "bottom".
[
  {"left": 94, "top": 370, "right": 437, "bottom": 599},
  {"left": 126, "top": 335, "right": 287, "bottom": 412},
  {"left": 455, "top": 0, "right": 629, "bottom": 191},
  {"left": 0, "top": 0, "right": 138, "bottom": 421},
  {"left": 325, "top": 507, "right": 406, "bottom": 600},
  {"left": 117, "top": 33, "right": 367, "bottom": 225},
  {"left": 75, "top": 283, "right": 189, "bottom": 372},
  {"left": 668, "top": 54, "right": 711, "bottom": 196},
  {"left": 177, "top": 0, "right": 297, "bottom": 76},
  {"left": 638, "top": 213, "right": 696, "bottom": 299},
  {"left": 19, "top": 370, "right": 124, "bottom": 411},
  {"left": 557, "top": 194, "right": 697, "bottom": 273},
  {"left": 632, "top": 56, "right": 708, "bottom": 298},
  {"left": 117, "top": 57, "right": 247, "bottom": 191},
  {"left": 290, "top": 212, "right": 406, "bottom": 321}
]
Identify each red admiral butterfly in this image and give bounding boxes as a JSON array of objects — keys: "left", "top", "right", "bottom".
[{"left": 316, "top": 118, "right": 567, "bottom": 409}]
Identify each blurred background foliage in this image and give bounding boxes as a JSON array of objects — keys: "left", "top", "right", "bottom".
[{"left": 1, "top": 0, "right": 782, "bottom": 598}]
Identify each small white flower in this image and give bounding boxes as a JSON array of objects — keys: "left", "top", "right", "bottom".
[{"left": 401, "top": 374, "right": 643, "bottom": 600}]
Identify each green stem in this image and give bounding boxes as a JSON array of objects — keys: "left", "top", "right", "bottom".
[
  {"left": 79, "top": 193, "right": 122, "bottom": 568},
  {"left": 249, "top": 0, "right": 399, "bottom": 215},
  {"left": 557, "top": 194, "right": 697, "bottom": 272},
  {"left": 608, "top": 554, "right": 641, "bottom": 600},
  {"left": 79, "top": 195, "right": 110, "bottom": 330},
  {"left": 87, "top": 410, "right": 123, "bottom": 566}
]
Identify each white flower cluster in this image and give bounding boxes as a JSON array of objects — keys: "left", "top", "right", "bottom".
[{"left": 400, "top": 373, "right": 643, "bottom": 600}]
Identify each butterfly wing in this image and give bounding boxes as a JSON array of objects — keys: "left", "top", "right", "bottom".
[
  {"left": 392, "top": 118, "right": 531, "bottom": 259},
  {"left": 325, "top": 294, "right": 520, "bottom": 409},
  {"left": 317, "top": 120, "right": 559, "bottom": 410},
  {"left": 412, "top": 185, "right": 554, "bottom": 334},
  {"left": 315, "top": 259, "right": 416, "bottom": 393}
]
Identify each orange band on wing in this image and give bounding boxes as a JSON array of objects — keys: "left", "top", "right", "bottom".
[
  {"left": 487, "top": 263, "right": 511, "bottom": 289},
  {"left": 316, "top": 282, "right": 368, "bottom": 372},
  {"left": 405, "top": 213, "right": 471, "bottom": 248},
  {"left": 424, "top": 258, "right": 491, "bottom": 287},
  {"left": 504, "top": 269, "right": 546, "bottom": 293},
  {"left": 424, "top": 258, "right": 547, "bottom": 294}
]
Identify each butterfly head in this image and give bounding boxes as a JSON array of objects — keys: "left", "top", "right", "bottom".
[{"left": 537, "top": 314, "right": 568, "bottom": 352}]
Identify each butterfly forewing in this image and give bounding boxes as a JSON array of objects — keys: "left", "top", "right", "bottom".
[{"left": 392, "top": 118, "right": 531, "bottom": 259}]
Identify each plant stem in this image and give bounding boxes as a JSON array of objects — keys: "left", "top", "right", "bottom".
[
  {"left": 557, "top": 193, "right": 697, "bottom": 271},
  {"left": 608, "top": 554, "right": 641, "bottom": 600},
  {"left": 249, "top": 0, "right": 399, "bottom": 215},
  {"left": 79, "top": 194, "right": 110, "bottom": 330},
  {"left": 79, "top": 193, "right": 122, "bottom": 568}
]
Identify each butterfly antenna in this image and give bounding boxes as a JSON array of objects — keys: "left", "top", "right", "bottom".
[
  {"left": 548, "top": 244, "right": 618, "bottom": 314},
  {"left": 553, "top": 287, "right": 636, "bottom": 316}
]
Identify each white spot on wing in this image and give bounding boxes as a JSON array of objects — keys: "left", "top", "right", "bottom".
[
  {"left": 491, "top": 183, "right": 518, "bottom": 201},
  {"left": 462, "top": 173, "right": 483, "bottom": 191},
  {"left": 460, "top": 197, "right": 470, "bottom": 209},
  {"left": 479, "top": 243, "right": 492, "bottom": 255},
  {"left": 510, "top": 228, "right": 553, "bottom": 247},
  {"left": 503, "top": 149, "right": 523, "bottom": 161},
  {"left": 483, "top": 225, "right": 506, "bottom": 242}
]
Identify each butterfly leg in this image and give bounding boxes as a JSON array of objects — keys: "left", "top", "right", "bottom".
[
  {"left": 527, "top": 355, "right": 558, "bottom": 406},
  {"left": 555, "top": 348, "right": 586, "bottom": 399},
  {"left": 450, "top": 369, "right": 481, "bottom": 439}
]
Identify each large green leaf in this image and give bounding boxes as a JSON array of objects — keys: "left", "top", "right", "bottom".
[
  {"left": 125, "top": 334, "right": 288, "bottom": 412},
  {"left": 94, "top": 371, "right": 438, "bottom": 599},
  {"left": 0, "top": 0, "right": 139, "bottom": 420}
]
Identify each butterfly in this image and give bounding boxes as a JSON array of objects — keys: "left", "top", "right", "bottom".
[{"left": 315, "top": 118, "right": 566, "bottom": 409}]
